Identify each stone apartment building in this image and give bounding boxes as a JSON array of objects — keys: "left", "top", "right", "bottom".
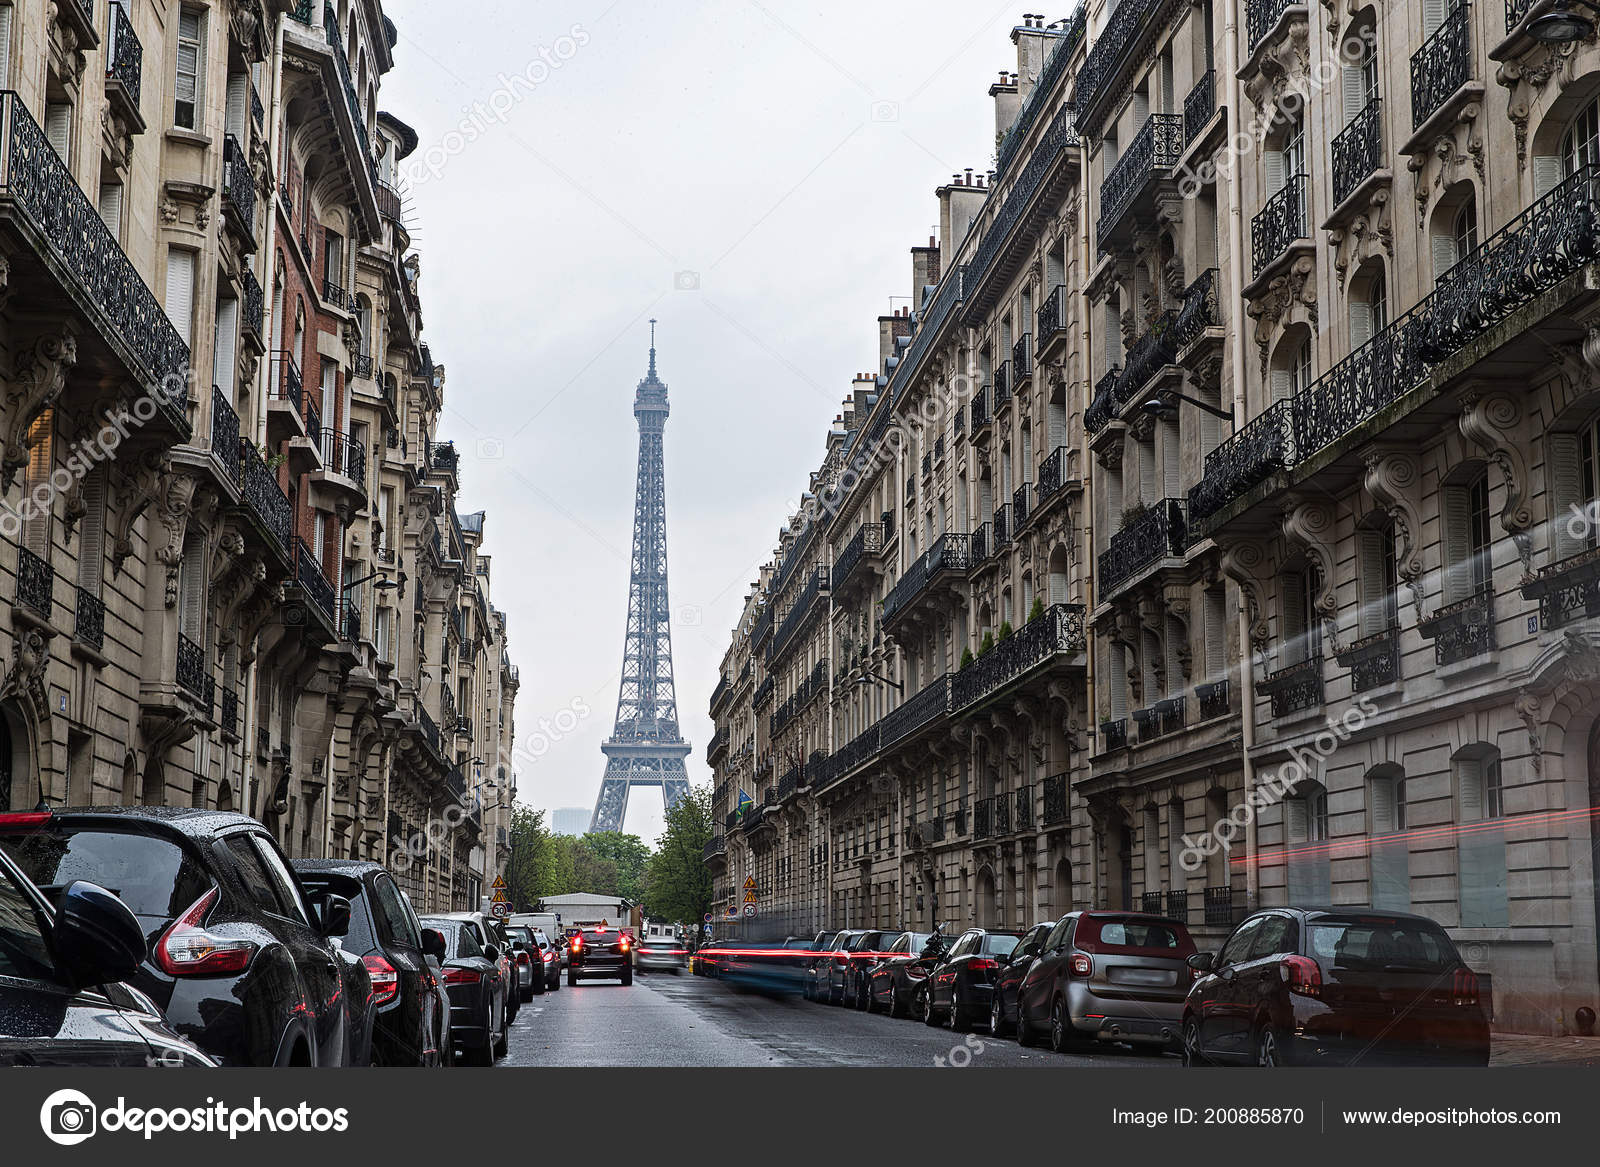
[
  {"left": 0, "top": 0, "right": 519, "bottom": 914},
  {"left": 708, "top": 2, "right": 1600, "bottom": 1034}
]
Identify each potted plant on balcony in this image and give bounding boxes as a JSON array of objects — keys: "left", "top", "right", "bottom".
[
  {"left": 960, "top": 647, "right": 975, "bottom": 669},
  {"left": 998, "top": 621, "right": 1014, "bottom": 642},
  {"left": 1028, "top": 595, "right": 1045, "bottom": 623},
  {"left": 978, "top": 631, "right": 995, "bottom": 657}
]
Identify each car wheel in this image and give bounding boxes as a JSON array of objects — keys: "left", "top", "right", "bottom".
[
  {"left": 1253, "top": 1021, "right": 1287, "bottom": 1067},
  {"left": 1049, "top": 996, "right": 1071, "bottom": 1054},
  {"left": 1181, "top": 1016, "right": 1209, "bottom": 1068},
  {"left": 532, "top": 978, "right": 545, "bottom": 997},
  {"left": 922, "top": 988, "right": 940, "bottom": 1027},
  {"left": 950, "top": 990, "right": 971, "bottom": 1033},
  {"left": 622, "top": 969, "right": 634, "bottom": 986},
  {"left": 567, "top": 970, "right": 578, "bottom": 987},
  {"left": 887, "top": 987, "right": 902, "bottom": 1018},
  {"left": 1017, "top": 1004, "right": 1036, "bottom": 1047},
  {"left": 464, "top": 1038, "right": 493, "bottom": 1067},
  {"left": 492, "top": 1008, "right": 508, "bottom": 1059},
  {"left": 990, "top": 993, "right": 1008, "bottom": 1037}
]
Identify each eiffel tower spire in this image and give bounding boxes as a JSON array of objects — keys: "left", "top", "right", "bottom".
[{"left": 590, "top": 328, "right": 692, "bottom": 833}]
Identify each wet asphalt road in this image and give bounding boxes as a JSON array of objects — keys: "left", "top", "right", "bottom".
[{"left": 500, "top": 969, "right": 1170, "bottom": 1068}]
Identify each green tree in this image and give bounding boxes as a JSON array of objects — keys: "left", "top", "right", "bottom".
[
  {"left": 644, "top": 783, "right": 713, "bottom": 929},
  {"left": 583, "top": 831, "right": 652, "bottom": 903}
]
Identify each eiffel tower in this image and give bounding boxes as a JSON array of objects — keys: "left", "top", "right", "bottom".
[{"left": 590, "top": 323, "right": 692, "bottom": 832}]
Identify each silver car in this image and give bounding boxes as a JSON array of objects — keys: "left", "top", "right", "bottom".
[
  {"left": 636, "top": 936, "right": 689, "bottom": 973},
  {"left": 1014, "top": 911, "right": 1198, "bottom": 1053}
]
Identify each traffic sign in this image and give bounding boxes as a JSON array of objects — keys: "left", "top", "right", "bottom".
[
  {"left": 743, "top": 876, "right": 757, "bottom": 890},
  {"left": 703, "top": 913, "right": 712, "bottom": 923},
  {"left": 491, "top": 876, "right": 507, "bottom": 890},
  {"left": 490, "top": 902, "right": 510, "bottom": 919},
  {"left": 742, "top": 903, "right": 757, "bottom": 918}
]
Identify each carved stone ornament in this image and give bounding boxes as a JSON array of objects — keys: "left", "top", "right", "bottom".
[
  {"left": 1496, "top": 38, "right": 1587, "bottom": 169},
  {"left": 1219, "top": 539, "right": 1271, "bottom": 658},
  {"left": 1243, "top": 15, "right": 1311, "bottom": 119},
  {"left": 1, "top": 626, "right": 51, "bottom": 733},
  {"left": 1458, "top": 389, "right": 1534, "bottom": 581},
  {"left": 3, "top": 329, "right": 78, "bottom": 491},
  {"left": 1407, "top": 104, "right": 1484, "bottom": 227},
  {"left": 1362, "top": 447, "right": 1426, "bottom": 621},
  {"left": 1328, "top": 188, "right": 1394, "bottom": 288},
  {"left": 1514, "top": 688, "right": 1543, "bottom": 777},
  {"left": 153, "top": 470, "right": 201, "bottom": 608},
  {"left": 109, "top": 449, "right": 170, "bottom": 576},
  {"left": 1282, "top": 497, "right": 1343, "bottom": 654},
  {"left": 1246, "top": 256, "right": 1317, "bottom": 375}
]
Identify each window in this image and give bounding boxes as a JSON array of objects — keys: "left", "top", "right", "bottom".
[
  {"left": 227, "top": 835, "right": 287, "bottom": 915},
  {"left": 0, "top": 3, "right": 12, "bottom": 91},
  {"left": 97, "top": 179, "right": 123, "bottom": 238},
  {"left": 1370, "top": 769, "right": 1406, "bottom": 833},
  {"left": 1342, "top": 34, "right": 1378, "bottom": 127},
  {"left": 1350, "top": 270, "right": 1387, "bottom": 349},
  {"left": 1271, "top": 335, "right": 1312, "bottom": 401},
  {"left": 1441, "top": 472, "right": 1492, "bottom": 603},
  {"left": 1453, "top": 201, "right": 1478, "bottom": 265},
  {"left": 1458, "top": 748, "right": 1503, "bottom": 823},
  {"left": 225, "top": 69, "right": 248, "bottom": 140},
  {"left": 1357, "top": 521, "right": 1398, "bottom": 638},
  {"left": 1563, "top": 98, "right": 1600, "bottom": 178},
  {"left": 213, "top": 294, "right": 238, "bottom": 398},
  {"left": 1280, "top": 567, "right": 1321, "bottom": 666},
  {"left": 1247, "top": 914, "right": 1298, "bottom": 960},
  {"left": 175, "top": 9, "right": 205, "bottom": 131},
  {"left": 43, "top": 101, "right": 71, "bottom": 163},
  {"left": 165, "top": 248, "right": 196, "bottom": 347},
  {"left": 1217, "top": 917, "right": 1263, "bottom": 967},
  {"left": 1550, "top": 419, "right": 1600, "bottom": 562},
  {"left": 1203, "top": 586, "right": 1227, "bottom": 685},
  {"left": 1286, "top": 783, "right": 1329, "bottom": 843}
]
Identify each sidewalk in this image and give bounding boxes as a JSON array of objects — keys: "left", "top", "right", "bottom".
[{"left": 1490, "top": 1033, "right": 1600, "bottom": 1067}]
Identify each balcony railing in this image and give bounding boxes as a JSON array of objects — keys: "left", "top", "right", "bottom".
[
  {"left": 753, "top": 675, "right": 774, "bottom": 709},
  {"left": 321, "top": 278, "right": 348, "bottom": 310},
  {"left": 1413, "top": 2, "right": 1473, "bottom": 129},
  {"left": 220, "top": 686, "right": 240, "bottom": 738},
  {"left": 1012, "top": 484, "right": 1032, "bottom": 527},
  {"left": 1133, "top": 696, "right": 1186, "bottom": 741},
  {"left": 974, "top": 796, "right": 996, "bottom": 840},
  {"left": 1043, "top": 773, "right": 1068, "bottom": 824},
  {"left": 881, "top": 534, "right": 970, "bottom": 626},
  {"left": 1101, "top": 718, "right": 1128, "bottom": 752},
  {"left": 1097, "top": 113, "right": 1185, "bottom": 244},
  {"left": 322, "top": 7, "right": 379, "bottom": 188},
  {"left": 1099, "top": 498, "right": 1188, "bottom": 594},
  {"left": 272, "top": 350, "right": 303, "bottom": 412},
  {"left": 222, "top": 133, "right": 256, "bottom": 240},
  {"left": 881, "top": 674, "right": 953, "bottom": 749},
  {"left": 1085, "top": 367, "right": 1121, "bottom": 434},
  {"left": 1184, "top": 70, "right": 1216, "bottom": 143},
  {"left": 1012, "top": 333, "right": 1032, "bottom": 379},
  {"left": 294, "top": 537, "right": 336, "bottom": 621},
  {"left": 341, "top": 597, "right": 361, "bottom": 642},
  {"left": 1420, "top": 586, "right": 1496, "bottom": 663},
  {"left": 176, "top": 633, "right": 206, "bottom": 699},
  {"left": 970, "top": 385, "right": 992, "bottom": 430},
  {"left": 952, "top": 603, "right": 1086, "bottom": 710},
  {"left": 1256, "top": 657, "right": 1323, "bottom": 717},
  {"left": 1172, "top": 268, "right": 1221, "bottom": 350},
  {"left": 703, "top": 835, "right": 726, "bottom": 862},
  {"left": 1118, "top": 309, "right": 1179, "bottom": 408},
  {"left": 1190, "top": 399, "right": 1296, "bottom": 522},
  {"left": 1015, "top": 783, "right": 1035, "bottom": 832},
  {"left": 993, "top": 360, "right": 1012, "bottom": 410},
  {"left": 1252, "top": 174, "right": 1308, "bottom": 276},
  {"left": 241, "top": 268, "right": 264, "bottom": 337},
  {"left": 239, "top": 441, "right": 292, "bottom": 550},
  {"left": 771, "top": 566, "right": 827, "bottom": 660},
  {"left": 74, "top": 586, "right": 104, "bottom": 650},
  {"left": 0, "top": 92, "right": 189, "bottom": 420},
  {"left": 1077, "top": 0, "right": 1159, "bottom": 113},
  {"left": 1037, "top": 446, "right": 1070, "bottom": 501},
  {"left": 210, "top": 385, "right": 241, "bottom": 483},
  {"left": 16, "top": 547, "right": 51, "bottom": 618},
  {"left": 1204, "top": 885, "right": 1239, "bottom": 927},
  {"left": 833, "top": 522, "right": 883, "bottom": 592},
  {"left": 1247, "top": 0, "right": 1299, "bottom": 49},
  {"left": 967, "top": 104, "right": 1078, "bottom": 288},
  {"left": 1336, "top": 626, "right": 1400, "bottom": 692},
  {"left": 1196, "top": 677, "right": 1231, "bottom": 720},
  {"left": 995, "top": 6, "right": 1085, "bottom": 179},
  {"left": 971, "top": 522, "right": 990, "bottom": 563},
  {"left": 319, "top": 428, "right": 367, "bottom": 485},
  {"left": 1332, "top": 98, "right": 1383, "bottom": 208},
  {"left": 353, "top": 352, "right": 374, "bottom": 379},
  {"left": 105, "top": 2, "right": 142, "bottom": 109},
  {"left": 1037, "top": 283, "right": 1069, "bottom": 350}
]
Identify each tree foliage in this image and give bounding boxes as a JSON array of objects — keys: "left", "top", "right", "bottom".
[
  {"left": 502, "top": 807, "right": 653, "bottom": 908},
  {"left": 644, "top": 783, "right": 714, "bottom": 929}
]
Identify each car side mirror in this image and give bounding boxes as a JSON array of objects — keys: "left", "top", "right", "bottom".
[
  {"left": 317, "top": 893, "right": 352, "bottom": 938},
  {"left": 484, "top": 943, "right": 501, "bottom": 963},
  {"left": 1187, "top": 952, "right": 1216, "bottom": 973},
  {"left": 421, "top": 928, "right": 447, "bottom": 960},
  {"left": 54, "top": 881, "right": 147, "bottom": 990}
]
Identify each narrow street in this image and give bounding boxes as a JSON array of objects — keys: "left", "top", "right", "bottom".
[{"left": 501, "top": 972, "right": 1166, "bottom": 1068}]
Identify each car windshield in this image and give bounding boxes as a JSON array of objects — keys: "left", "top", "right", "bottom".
[
  {"left": 1308, "top": 917, "right": 1460, "bottom": 973},
  {"left": 983, "top": 934, "right": 1021, "bottom": 957},
  {"left": 1099, "top": 921, "right": 1186, "bottom": 949},
  {"left": 0, "top": 826, "right": 210, "bottom": 920}
]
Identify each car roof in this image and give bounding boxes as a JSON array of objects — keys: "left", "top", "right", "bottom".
[
  {"left": 293, "top": 858, "right": 386, "bottom": 876},
  {"left": 25, "top": 806, "right": 263, "bottom": 838}
]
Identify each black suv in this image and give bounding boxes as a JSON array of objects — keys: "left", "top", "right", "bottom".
[
  {"left": 294, "top": 859, "right": 450, "bottom": 1066},
  {"left": 0, "top": 807, "right": 374, "bottom": 1066},
  {"left": 567, "top": 925, "right": 632, "bottom": 985}
]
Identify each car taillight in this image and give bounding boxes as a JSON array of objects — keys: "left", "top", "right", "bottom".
[
  {"left": 570, "top": 935, "right": 582, "bottom": 952},
  {"left": 155, "top": 887, "right": 257, "bottom": 976},
  {"left": 1280, "top": 955, "right": 1322, "bottom": 998},
  {"left": 620, "top": 939, "right": 631, "bottom": 952},
  {"left": 1069, "top": 953, "right": 1093, "bottom": 977},
  {"left": 542, "top": 950, "right": 555, "bottom": 963},
  {"left": 443, "top": 967, "right": 481, "bottom": 985},
  {"left": 364, "top": 954, "right": 400, "bottom": 1006},
  {"left": 516, "top": 951, "right": 531, "bottom": 965},
  {"left": 1451, "top": 968, "right": 1480, "bottom": 1007},
  {"left": 969, "top": 958, "right": 999, "bottom": 972}
]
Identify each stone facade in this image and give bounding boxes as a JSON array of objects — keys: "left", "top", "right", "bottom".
[{"left": 0, "top": 0, "right": 518, "bottom": 914}]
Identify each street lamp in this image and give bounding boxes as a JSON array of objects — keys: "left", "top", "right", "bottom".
[
  {"left": 342, "top": 570, "right": 398, "bottom": 593},
  {"left": 852, "top": 672, "right": 905, "bottom": 693},
  {"left": 1139, "top": 390, "right": 1234, "bottom": 422},
  {"left": 1528, "top": 2, "right": 1600, "bottom": 41}
]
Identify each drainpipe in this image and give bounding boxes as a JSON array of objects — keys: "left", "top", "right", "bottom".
[
  {"left": 1075, "top": 125, "right": 1095, "bottom": 909},
  {"left": 1220, "top": 4, "right": 1258, "bottom": 911}
]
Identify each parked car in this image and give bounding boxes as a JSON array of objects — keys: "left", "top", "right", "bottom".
[
  {"left": 293, "top": 859, "right": 450, "bottom": 1066},
  {"left": 1181, "top": 908, "right": 1491, "bottom": 1067},
  {"left": 988, "top": 922, "right": 1053, "bottom": 1036},
  {"left": 515, "top": 926, "right": 562, "bottom": 992},
  {"left": 0, "top": 807, "right": 374, "bottom": 1066},
  {"left": 568, "top": 924, "right": 632, "bottom": 985},
  {"left": 636, "top": 935, "right": 689, "bottom": 973},
  {"left": 0, "top": 837, "right": 214, "bottom": 1067},
  {"left": 798, "top": 931, "right": 837, "bottom": 998},
  {"left": 922, "top": 928, "right": 1024, "bottom": 1031},
  {"left": 435, "top": 912, "right": 519, "bottom": 1022},
  {"left": 807, "top": 930, "right": 863, "bottom": 1003},
  {"left": 503, "top": 925, "right": 541, "bottom": 1001},
  {"left": 420, "top": 914, "right": 508, "bottom": 1065},
  {"left": 864, "top": 931, "right": 938, "bottom": 1017},
  {"left": 1015, "top": 911, "right": 1194, "bottom": 1053}
]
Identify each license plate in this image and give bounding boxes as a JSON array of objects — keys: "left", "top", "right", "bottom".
[{"left": 1108, "top": 967, "right": 1176, "bottom": 987}]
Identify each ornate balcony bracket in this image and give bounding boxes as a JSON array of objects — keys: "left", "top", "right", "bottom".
[
  {"left": 1220, "top": 539, "right": 1272, "bottom": 658},
  {"left": 1281, "top": 497, "right": 1342, "bottom": 654},
  {"left": 1405, "top": 102, "right": 1485, "bottom": 230},
  {"left": 108, "top": 449, "right": 171, "bottom": 576},
  {"left": 1459, "top": 388, "right": 1534, "bottom": 580},
  {"left": 1361, "top": 446, "right": 1426, "bottom": 622},
  {"left": 1241, "top": 9, "right": 1311, "bottom": 117},
  {"left": 1327, "top": 187, "right": 1395, "bottom": 290},
  {"left": 1493, "top": 36, "right": 1581, "bottom": 171},
  {"left": 1, "top": 328, "right": 77, "bottom": 490},
  {"left": 1246, "top": 255, "right": 1317, "bottom": 378}
]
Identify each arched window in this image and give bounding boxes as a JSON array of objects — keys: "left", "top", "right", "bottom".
[
  {"left": 1350, "top": 263, "right": 1388, "bottom": 349},
  {"left": 1369, "top": 766, "right": 1406, "bottom": 834},
  {"left": 1563, "top": 97, "right": 1600, "bottom": 177},
  {"left": 1455, "top": 745, "right": 1509, "bottom": 926},
  {"left": 1278, "top": 564, "right": 1321, "bottom": 667},
  {"left": 1271, "top": 329, "right": 1314, "bottom": 401},
  {"left": 1287, "top": 782, "right": 1330, "bottom": 844}
]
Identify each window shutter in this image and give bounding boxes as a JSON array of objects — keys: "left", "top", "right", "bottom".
[
  {"left": 1342, "top": 66, "right": 1367, "bottom": 126},
  {"left": 1533, "top": 154, "right": 1564, "bottom": 198},
  {"left": 1286, "top": 797, "right": 1309, "bottom": 844},
  {"left": 1166, "top": 615, "right": 1185, "bottom": 696},
  {"left": 1371, "top": 776, "right": 1396, "bottom": 834},
  {"left": 1349, "top": 299, "right": 1373, "bottom": 350},
  {"left": 44, "top": 103, "right": 71, "bottom": 161},
  {"left": 1264, "top": 149, "right": 1286, "bottom": 195},
  {"left": 1458, "top": 756, "right": 1483, "bottom": 823},
  {"left": 1139, "top": 439, "right": 1156, "bottom": 503},
  {"left": 1205, "top": 588, "right": 1226, "bottom": 680},
  {"left": 98, "top": 181, "right": 124, "bottom": 235},
  {"left": 1550, "top": 432, "right": 1585, "bottom": 561},
  {"left": 1281, "top": 572, "right": 1307, "bottom": 665},
  {"left": 77, "top": 469, "right": 107, "bottom": 591},
  {"left": 1423, "top": 0, "right": 1447, "bottom": 38},
  {"left": 0, "top": 4, "right": 12, "bottom": 90},
  {"left": 1270, "top": 368, "right": 1293, "bottom": 401},
  {"left": 1110, "top": 642, "right": 1127, "bottom": 718},
  {"left": 1132, "top": 90, "right": 1149, "bottom": 125},
  {"left": 213, "top": 297, "right": 238, "bottom": 397},
  {"left": 165, "top": 249, "right": 195, "bottom": 346},
  {"left": 226, "top": 72, "right": 248, "bottom": 139},
  {"left": 1442, "top": 484, "right": 1471, "bottom": 604},
  {"left": 1162, "top": 419, "right": 1181, "bottom": 498},
  {"left": 1359, "top": 529, "right": 1388, "bottom": 637},
  {"left": 1431, "top": 231, "right": 1461, "bottom": 283}
]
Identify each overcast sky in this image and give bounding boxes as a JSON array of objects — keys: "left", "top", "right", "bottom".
[{"left": 381, "top": 0, "right": 1032, "bottom": 844}]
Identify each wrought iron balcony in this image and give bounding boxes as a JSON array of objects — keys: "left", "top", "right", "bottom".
[
  {"left": 1505, "top": 0, "right": 1536, "bottom": 31},
  {"left": 1413, "top": 2, "right": 1474, "bottom": 129},
  {"left": 890, "top": 264, "right": 968, "bottom": 409},
  {"left": 341, "top": 597, "right": 361, "bottom": 642},
  {"left": 251, "top": 77, "right": 265, "bottom": 130},
  {"left": 1526, "top": 548, "right": 1600, "bottom": 630},
  {"left": 222, "top": 133, "right": 256, "bottom": 245},
  {"left": 1172, "top": 268, "right": 1221, "bottom": 350},
  {"left": 1204, "top": 885, "right": 1240, "bottom": 927},
  {"left": 967, "top": 105, "right": 1078, "bottom": 291},
  {"left": 1037, "top": 446, "right": 1071, "bottom": 501},
  {"left": 1140, "top": 891, "right": 1165, "bottom": 914},
  {"left": 995, "top": 7, "right": 1085, "bottom": 179},
  {"left": 920, "top": 452, "right": 931, "bottom": 478},
  {"left": 1015, "top": 784, "right": 1035, "bottom": 832},
  {"left": 74, "top": 586, "right": 104, "bottom": 650},
  {"left": 210, "top": 385, "right": 241, "bottom": 484},
  {"left": 1100, "top": 718, "right": 1128, "bottom": 752},
  {"left": 240, "top": 442, "right": 291, "bottom": 551},
  {"left": 1099, "top": 498, "right": 1188, "bottom": 595},
  {"left": 1189, "top": 399, "right": 1296, "bottom": 523},
  {"left": 970, "top": 385, "right": 992, "bottom": 430},
  {"left": 353, "top": 352, "right": 374, "bottom": 379},
  {"left": 1256, "top": 657, "right": 1323, "bottom": 717},
  {"left": 771, "top": 566, "right": 827, "bottom": 660},
  {"left": 319, "top": 428, "right": 367, "bottom": 485},
  {"left": 993, "top": 503, "right": 1012, "bottom": 549},
  {"left": 221, "top": 686, "right": 240, "bottom": 739},
  {"left": 105, "top": 2, "right": 142, "bottom": 114},
  {"left": 1253, "top": 174, "right": 1308, "bottom": 276},
  {"left": 708, "top": 675, "right": 730, "bottom": 715},
  {"left": 974, "top": 795, "right": 996, "bottom": 840},
  {"left": 322, "top": 6, "right": 379, "bottom": 189},
  {"left": 0, "top": 92, "right": 188, "bottom": 424},
  {"left": 241, "top": 268, "right": 264, "bottom": 338},
  {"left": 1332, "top": 98, "right": 1383, "bottom": 209},
  {"left": 881, "top": 533, "right": 970, "bottom": 627},
  {"left": 176, "top": 633, "right": 206, "bottom": 699},
  {"left": 833, "top": 522, "right": 883, "bottom": 593},
  {"left": 1185, "top": 70, "right": 1216, "bottom": 143},
  {"left": 1133, "top": 695, "right": 1186, "bottom": 741},
  {"left": 1247, "top": 0, "right": 1300, "bottom": 49},
  {"left": 1076, "top": 0, "right": 1160, "bottom": 114},
  {"left": 272, "top": 350, "right": 303, "bottom": 412},
  {"left": 16, "top": 548, "right": 51, "bottom": 619},
  {"left": 292, "top": 0, "right": 313, "bottom": 21},
  {"left": 752, "top": 603, "right": 773, "bottom": 649},
  {"left": 1118, "top": 309, "right": 1180, "bottom": 408},
  {"left": 294, "top": 537, "right": 336, "bottom": 622},
  {"left": 1037, "top": 283, "right": 1069, "bottom": 352},
  {"left": 952, "top": 603, "right": 1086, "bottom": 710},
  {"left": 993, "top": 360, "right": 1012, "bottom": 410},
  {"left": 753, "top": 675, "right": 774, "bottom": 709},
  {"left": 707, "top": 727, "right": 730, "bottom": 763},
  {"left": 1336, "top": 626, "right": 1400, "bottom": 692},
  {"left": 703, "top": 835, "right": 726, "bottom": 863},
  {"left": 1012, "top": 484, "right": 1032, "bottom": 528},
  {"left": 970, "top": 522, "right": 991, "bottom": 563},
  {"left": 1097, "top": 113, "right": 1185, "bottom": 245},
  {"left": 1012, "top": 333, "right": 1032, "bottom": 380},
  {"left": 1085, "top": 367, "right": 1121, "bottom": 434},
  {"left": 377, "top": 180, "right": 403, "bottom": 223},
  {"left": 1420, "top": 587, "right": 1496, "bottom": 663},
  {"left": 1196, "top": 677, "right": 1231, "bottom": 720},
  {"left": 321, "top": 278, "right": 348, "bottom": 310},
  {"left": 880, "top": 673, "right": 953, "bottom": 748},
  {"left": 303, "top": 397, "right": 322, "bottom": 442},
  {"left": 954, "top": 403, "right": 966, "bottom": 438}
]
